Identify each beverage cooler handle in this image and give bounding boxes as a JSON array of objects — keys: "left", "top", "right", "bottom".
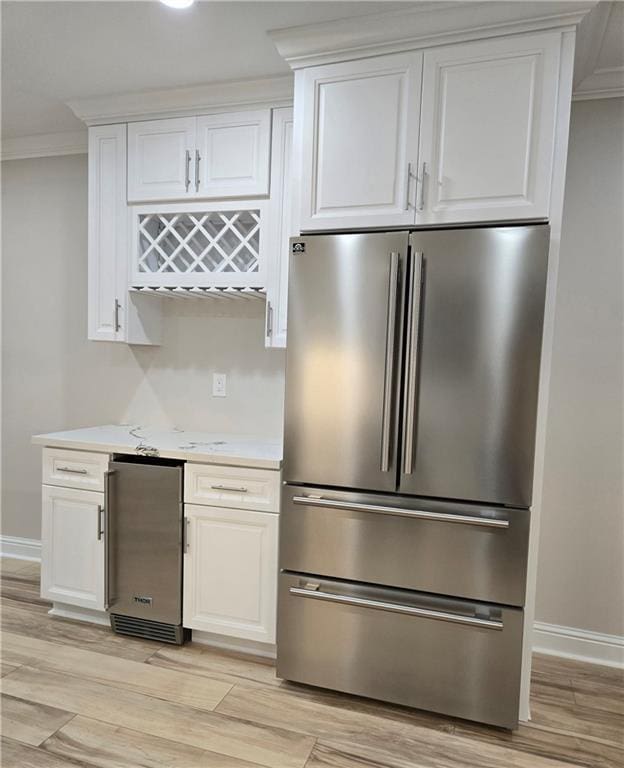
[
  {"left": 289, "top": 586, "right": 503, "bottom": 630},
  {"left": 402, "top": 252, "right": 424, "bottom": 475},
  {"left": 380, "top": 252, "right": 399, "bottom": 472},
  {"left": 104, "top": 469, "right": 114, "bottom": 610}
]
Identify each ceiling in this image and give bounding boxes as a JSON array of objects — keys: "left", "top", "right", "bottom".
[
  {"left": 2, "top": 1, "right": 622, "bottom": 140},
  {"left": 1, "top": 1, "right": 415, "bottom": 138}
]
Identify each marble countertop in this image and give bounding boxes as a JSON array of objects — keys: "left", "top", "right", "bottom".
[{"left": 32, "top": 424, "right": 283, "bottom": 470}]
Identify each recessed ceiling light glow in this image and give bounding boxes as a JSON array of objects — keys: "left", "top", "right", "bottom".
[{"left": 160, "top": 0, "right": 194, "bottom": 9}]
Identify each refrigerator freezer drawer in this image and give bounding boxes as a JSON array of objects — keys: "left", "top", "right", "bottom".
[
  {"left": 277, "top": 573, "right": 524, "bottom": 729},
  {"left": 280, "top": 486, "right": 529, "bottom": 607}
]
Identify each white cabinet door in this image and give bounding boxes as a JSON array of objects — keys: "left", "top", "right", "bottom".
[
  {"left": 41, "top": 485, "right": 105, "bottom": 611},
  {"left": 265, "top": 107, "right": 294, "bottom": 348},
  {"left": 195, "top": 110, "right": 271, "bottom": 198},
  {"left": 183, "top": 504, "right": 278, "bottom": 644},
  {"left": 299, "top": 52, "right": 423, "bottom": 231},
  {"left": 88, "top": 125, "right": 162, "bottom": 345},
  {"left": 417, "top": 32, "right": 561, "bottom": 224},
  {"left": 127, "top": 117, "right": 196, "bottom": 202},
  {"left": 88, "top": 124, "right": 127, "bottom": 341}
]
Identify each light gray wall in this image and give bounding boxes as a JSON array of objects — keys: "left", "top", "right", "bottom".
[
  {"left": 536, "top": 97, "right": 624, "bottom": 637},
  {"left": 1, "top": 99, "right": 623, "bottom": 637},
  {"left": 1, "top": 154, "right": 285, "bottom": 541}
]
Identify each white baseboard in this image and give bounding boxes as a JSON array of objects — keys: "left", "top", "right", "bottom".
[
  {"left": 533, "top": 621, "right": 624, "bottom": 668},
  {"left": 0, "top": 535, "right": 41, "bottom": 561},
  {"left": 191, "top": 629, "right": 277, "bottom": 659},
  {"left": 48, "top": 603, "right": 110, "bottom": 626}
]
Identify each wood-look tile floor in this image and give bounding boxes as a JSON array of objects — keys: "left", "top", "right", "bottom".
[{"left": 1, "top": 558, "right": 622, "bottom": 768}]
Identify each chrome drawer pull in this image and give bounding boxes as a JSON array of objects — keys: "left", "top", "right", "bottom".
[
  {"left": 289, "top": 587, "right": 503, "bottom": 630},
  {"left": 57, "top": 466, "right": 89, "bottom": 475},
  {"left": 211, "top": 484, "right": 249, "bottom": 493},
  {"left": 292, "top": 495, "right": 509, "bottom": 529}
]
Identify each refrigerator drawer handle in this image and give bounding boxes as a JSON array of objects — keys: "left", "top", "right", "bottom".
[
  {"left": 211, "top": 484, "right": 249, "bottom": 493},
  {"left": 292, "top": 495, "right": 509, "bottom": 529},
  {"left": 380, "top": 252, "right": 400, "bottom": 472},
  {"left": 289, "top": 587, "right": 504, "bottom": 630}
]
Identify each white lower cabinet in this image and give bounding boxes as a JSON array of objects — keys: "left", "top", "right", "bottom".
[
  {"left": 41, "top": 484, "right": 105, "bottom": 611},
  {"left": 183, "top": 503, "right": 278, "bottom": 644}
]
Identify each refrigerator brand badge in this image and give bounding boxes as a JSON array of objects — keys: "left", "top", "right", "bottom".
[
  {"left": 133, "top": 595, "right": 153, "bottom": 606},
  {"left": 292, "top": 242, "right": 305, "bottom": 254}
]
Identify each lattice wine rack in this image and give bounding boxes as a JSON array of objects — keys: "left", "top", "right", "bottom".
[{"left": 130, "top": 202, "right": 267, "bottom": 299}]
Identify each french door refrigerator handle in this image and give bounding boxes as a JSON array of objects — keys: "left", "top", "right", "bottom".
[
  {"left": 380, "top": 252, "right": 400, "bottom": 472},
  {"left": 289, "top": 587, "right": 504, "bottom": 630},
  {"left": 104, "top": 469, "right": 114, "bottom": 610},
  {"left": 292, "top": 495, "right": 509, "bottom": 529},
  {"left": 402, "top": 251, "right": 424, "bottom": 475}
]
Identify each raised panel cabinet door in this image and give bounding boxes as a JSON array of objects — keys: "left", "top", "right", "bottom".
[
  {"left": 299, "top": 52, "right": 423, "bottom": 231},
  {"left": 127, "top": 117, "right": 196, "bottom": 202},
  {"left": 183, "top": 504, "right": 278, "bottom": 644},
  {"left": 88, "top": 124, "right": 126, "bottom": 341},
  {"left": 417, "top": 31, "right": 561, "bottom": 224},
  {"left": 265, "top": 107, "right": 294, "bottom": 348},
  {"left": 195, "top": 110, "right": 271, "bottom": 198},
  {"left": 41, "top": 485, "right": 105, "bottom": 611}
]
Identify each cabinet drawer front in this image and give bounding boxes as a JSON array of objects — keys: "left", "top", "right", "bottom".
[
  {"left": 277, "top": 573, "right": 523, "bottom": 728},
  {"left": 42, "top": 448, "right": 109, "bottom": 491},
  {"left": 185, "top": 464, "right": 280, "bottom": 512},
  {"left": 280, "top": 485, "right": 529, "bottom": 606}
]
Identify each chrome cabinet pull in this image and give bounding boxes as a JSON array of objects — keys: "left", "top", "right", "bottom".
[
  {"left": 417, "top": 161, "right": 427, "bottom": 211},
  {"left": 380, "top": 252, "right": 399, "bottom": 472},
  {"left": 185, "top": 149, "right": 191, "bottom": 192},
  {"left": 404, "top": 162, "right": 414, "bottom": 210},
  {"left": 114, "top": 299, "right": 121, "bottom": 332},
  {"left": 211, "top": 484, "right": 249, "bottom": 493},
  {"left": 266, "top": 300, "right": 273, "bottom": 337},
  {"left": 402, "top": 252, "right": 423, "bottom": 475},
  {"left": 184, "top": 517, "right": 190, "bottom": 553},
  {"left": 289, "top": 587, "right": 503, "bottom": 630},
  {"left": 292, "top": 495, "right": 509, "bottom": 529},
  {"left": 195, "top": 150, "right": 201, "bottom": 192},
  {"left": 57, "top": 466, "right": 88, "bottom": 475},
  {"left": 97, "top": 505, "right": 104, "bottom": 541}
]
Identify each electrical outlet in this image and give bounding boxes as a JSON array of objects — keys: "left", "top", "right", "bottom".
[{"left": 212, "top": 373, "right": 227, "bottom": 397}]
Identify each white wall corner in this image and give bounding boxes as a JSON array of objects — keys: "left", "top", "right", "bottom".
[
  {"left": 573, "top": 66, "right": 624, "bottom": 100},
  {"left": 1, "top": 130, "right": 87, "bottom": 162},
  {"left": 533, "top": 621, "right": 624, "bottom": 668},
  {"left": 0, "top": 535, "right": 42, "bottom": 561}
]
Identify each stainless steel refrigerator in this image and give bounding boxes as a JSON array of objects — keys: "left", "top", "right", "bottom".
[{"left": 277, "top": 225, "right": 549, "bottom": 729}]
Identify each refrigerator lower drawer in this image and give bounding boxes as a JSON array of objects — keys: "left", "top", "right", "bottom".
[
  {"left": 277, "top": 573, "right": 524, "bottom": 729},
  {"left": 280, "top": 486, "right": 529, "bottom": 606}
]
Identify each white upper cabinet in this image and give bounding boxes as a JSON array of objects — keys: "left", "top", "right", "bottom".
[
  {"left": 416, "top": 31, "right": 561, "bottom": 224},
  {"left": 88, "top": 124, "right": 162, "bottom": 345},
  {"left": 127, "top": 110, "right": 271, "bottom": 203},
  {"left": 265, "top": 107, "right": 294, "bottom": 348},
  {"left": 88, "top": 124, "right": 127, "bottom": 341},
  {"left": 127, "top": 117, "right": 196, "bottom": 202},
  {"left": 196, "top": 110, "right": 270, "bottom": 198},
  {"left": 299, "top": 52, "right": 423, "bottom": 231}
]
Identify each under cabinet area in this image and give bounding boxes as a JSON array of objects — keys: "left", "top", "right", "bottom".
[
  {"left": 297, "top": 29, "right": 564, "bottom": 231},
  {"left": 127, "top": 110, "right": 271, "bottom": 203}
]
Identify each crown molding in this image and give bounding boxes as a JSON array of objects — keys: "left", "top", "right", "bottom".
[
  {"left": 1, "top": 130, "right": 87, "bottom": 161},
  {"left": 573, "top": 66, "right": 624, "bottom": 100},
  {"left": 68, "top": 74, "right": 294, "bottom": 126},
  {"left": 573, "top": 0, "right": 613, "bottom": 88},
  {"left": 269, "top": 1, "right": 596, "bottom": 69}
]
